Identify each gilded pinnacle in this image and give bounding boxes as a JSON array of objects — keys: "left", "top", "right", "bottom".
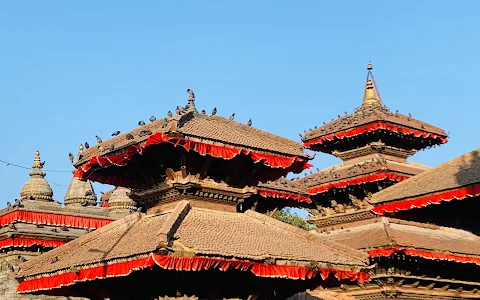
[
  {"left": 20, "top": 151, "right": 53, "bottom": 201},
  {"left": 362, "top": 62, "right": 382, "bottom": 107}
]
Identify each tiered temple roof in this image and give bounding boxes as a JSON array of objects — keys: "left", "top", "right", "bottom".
[
  {"left": 15, "top": 201, "right": 370, "bottom": 298},
  {"left": 14, "top": 90, "right": 373, "bottom": 299},
  {"left": 295, "top": 64, "right": 447, "bottom": 228}
]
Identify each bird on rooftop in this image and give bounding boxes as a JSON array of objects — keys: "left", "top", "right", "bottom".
[
  {"left": 13, "top": 199, "right": 22, "bottom": 207},
  {"left": 212, "top": 107, "right": 217, "bottom": 115},
  {"left": 68, "top": 153, "right": 74, "bottom": 164},
  {"left": 126, "top": 133, "right": 134, "bottom": 140},
  {"left": 229, "top": 113, "right": 235, "bottom": 120},
  {"left": 111, "top": 131, "right": 120, "bottom": 136},
  {"left": 247, "top": 119, "right": 252, "bottom": 126},
  {"left": 167, "top": 111, "right": 173, "bottom": 117},
  {"left": 84, "top": 142, "right": 90, "bottom": 149},
  {"left": 187, "top": 88, "right": 195, "bottom": 98},
  {"left": 150, "top": 116, "right": 156, "bottom": 122},
  {"left": 408, "top": 113, "right": 412, "bottom": 117},
  {"left": 201, "top": 110, "right": 206, "bottom": 115},
  {"left": 18, "top": 256, "right": 27, "bottom": 263},
  {"left": 85, "top": 190, "right": 93, "bottom": 196},
  {"left": 176, "top": 106, "right": 181, "bottom": 115},
  {"left": 96, "top": 136, "right": 103, "bottom": 143},
  {"left": 8, "top": 223, "right": 16, "bottom": 230},
  {"left": 6, "top": 201, "right": 11, "bottom": 207},
  {"left": 298, "top": 133, "right": 303, "bottom": 138}
]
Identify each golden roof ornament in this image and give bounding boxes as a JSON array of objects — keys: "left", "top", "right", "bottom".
[
  {"left": 362, "top": 62, "right": 382, "bottom": 108},
  {"left": 19, "top": 151, "right": 53, "bottom": 202}
]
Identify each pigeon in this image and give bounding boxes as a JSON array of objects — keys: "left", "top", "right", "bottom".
[
  {"left": 111, "top": 131, "right": 120, "bottom": 136},
  {"left": 6, "top": 201, "right": 11, "bottom": 207},
  {"left": 61, "top": 226, "right": 69, "bottom": 231},
  {"left": 201, "top": 110, "right": 206, "bottom": 115},
  {"left": 150, "top": 116, "right": 156, "bottom": 122},
  {"left": 138, "top": 120, "right": 146, "bottom": 126},
  {"left": 18, "top": 256, "right": 27, "bottom": 263},
  {"left": 167, "top": 111, "right": 173, "bottom": 117},
  {"left": 13, "top": 199, "right": 22, "bottom": 207},
  {"left": 298, "top": 133, "right": 303, "bottom": 138},
  {"left": 247, "top": 119, "right": 252, "bottom": 126},
  {"left": 212, "top": 107, "right": 217, "bottom": 115},
  {"left": 126, "top": 133, "right": 134, "bottom": 140},
  {"left": 229, "top": 113, "right": 235, "bottom": 120},
  {"left": 81, "top": 200, "right": 89, "bottom": 206},
  {"left": 85, "top": 190, "right": 93, "bottom": 196},
  {"left": 8, "top": 223, "right": 16, "bottom": 230},
  {"left": 68, "top": 153, "right": 74, "bottom": 164},
  {"left": 137, "top": 207, "right": 142, "bottom": 212},
  {"left": 139, "top": 130, "right": 152, "bottom": 137},
  {"left": 96, "top": 136, "right": 103, "bottom": 143},
  {"left": 176, "top": 106, "right": 181, "bottom": 115},
  {"left": 187, "top": 88, "right": 195, "bottom": 98},
  {"left": 84, "top": 142, "right": 90, "bottom": 149}
]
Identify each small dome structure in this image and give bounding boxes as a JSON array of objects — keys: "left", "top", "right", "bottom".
[
  {"left": 64, "top": 175, "right": 97, "bottom": 206},
  {"left": 108, "top": 187, "right": 136, "bottom": 211},
  {"left": 20, "top": 151, "right": 53, "bottom": 202}
]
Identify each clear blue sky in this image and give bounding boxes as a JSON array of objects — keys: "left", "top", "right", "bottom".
[{"left": 0, "top": 1, "right": 479, "bottom": 207}]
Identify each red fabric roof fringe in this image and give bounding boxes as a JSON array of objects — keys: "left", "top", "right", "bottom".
[
  {"left": 304, "top": 122, "right": 448, "bottom": 148},
  {"left": 17, "top": 254, "right": 370, "bottom": 294},
  {"left": 368, "top": 248, "right": 480, "bottom": 265},
  {"left": 74, "top": 133, "right": 312, "bottom": 186},
  {"left": 372, "top": 185, "right": 480, "bottom": 215},
  {"left": 0, "top": 237, "right": 65, "bottom": 250},
  {"left": 258, "top": 189, "right": 312, "bottom": 204},
  {"left": 308, "top": 172, "right": 409, "bottom": 195},
  {"left": 0, "top": 210, "right": 112, "bottom": 229}
]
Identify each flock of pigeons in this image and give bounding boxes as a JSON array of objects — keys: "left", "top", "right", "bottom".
[{"left": 68, "top": 107, "right": 253, "bottom": 165}]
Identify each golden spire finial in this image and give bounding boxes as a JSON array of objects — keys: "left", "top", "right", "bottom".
[
  {"left": 20, "top": 151, "right": 53, "bottom": 201},
  {"left": 362, "top": 62, "right": 382, "bottom": 107}
]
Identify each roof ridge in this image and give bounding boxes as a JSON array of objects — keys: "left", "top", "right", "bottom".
[
  {"left": 157, "top": 201, "right": 191, "bottom": 246},
  {"left": 380, "top": 217, "right": 397, "bottom": 245},
  {"left": 244, "top": 210, "right": 369, "bottom": 264},
  {"left": 371, "top": 148, "right": 480, "bottom": 203}
]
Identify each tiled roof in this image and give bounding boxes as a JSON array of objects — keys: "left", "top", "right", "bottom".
[
  {"left": 370, "top": 148, "right": 480, "bottom": 204},
  {"left": 76, "top": 112, "right": 309, "bottom": 166},
  {"left": 302, "top": 105, "right": 447, "bottom": 143},
  {"left": 257, "top": 176, "right": 309, "bottom": 195},
  {"left": 294, "top": 155, "right": 429, "bottom": 189},
  {"left": 320, "top": 217, "right": 480, "bottom": 256},
  {"left": 16, "top": 201, "right": 368, "bottom": 278}
]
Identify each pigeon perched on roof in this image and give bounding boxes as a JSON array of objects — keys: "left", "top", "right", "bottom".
[
  {"left": 111, "top": 131, "right": 120, "bottom": 136},
  {"left": 84, "top": 142, "right": 90, "bottom": 149},
  {"left": 68, "top": 153, "right": 74, "bottom": 164},
  {"left": 126, "top": 133, "right": 134, "bottom": 140},
  {"left": 138, "top": 120, "right": 145, "bottom": 126},
  {"left": 150, "top": 116, "right": 156, "bottom": 122},
  {"left": 247, "top": 119, "right": 252, "bottom": 126},
  {"left": 201, "top": 110, "right": 206, "bottom": 115},
  {"left": 96, "top": 136, "right": 103, "bottom": 143},
  {"left": 212, "top": 107, "right": 217, "bottom": 115},
  {"left": 229, "top": 113, "right": 235, "bottom": 120},
  {"left": 167, "top": 111, "right": 173, "bottom": 118}
]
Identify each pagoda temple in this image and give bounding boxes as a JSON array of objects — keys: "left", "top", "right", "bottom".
[
  {"left": 293, "top": 64, "right": 480, "bottom": 299},
  {"left": 0, "top": 151, "right": 124, "bottom": 300},
  {"left": 296, "top": 63, "right": 448, "bottom": 227},
  {"left": 13, "top": 90, "right": 371, "bottom": 299}
]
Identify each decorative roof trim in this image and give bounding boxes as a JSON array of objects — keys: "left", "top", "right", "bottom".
[
  {"left": 372, "top": 184, "right": 480, "bottom": 215},
  {"left": 304, "top": 121, "right": 448, "bottom": 149},
  {"left": 0, "top": 237, "right": 65, "bottom": 250},
  {"left": 16, "top": 253, "right": 371, "bottom": 294},
  {"left": 257, "top": 189, "right": 311, "bottom": 204},
  {"left": 74, "top": 132, "right": 312, "bottom": 187},
  {"left": 368, "top": 247, "right": 480, "bottom": 266},
  {"left": 308, "top": 172, "right": 409, "bottom": 195},
  {"left": 0, "top": 210, "right": 114, "bottom": 229},
  {"left": 157, "top": 200, "right": 191, "bottom": 245}
]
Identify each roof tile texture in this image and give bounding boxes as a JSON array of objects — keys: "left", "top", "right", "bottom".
[
  {"left": 16, "top": 203, "right": 368, "bottom": 278},
  {"left": 371, "top": 148, "right": 480, "bottom": 203},
  {"left": 321, "top": 217, "right": 480, "bottom": 256}
]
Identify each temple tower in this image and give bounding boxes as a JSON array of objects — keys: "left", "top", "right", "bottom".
[{"left": 298, "top": 63, "right": 448, "bottom": 229}]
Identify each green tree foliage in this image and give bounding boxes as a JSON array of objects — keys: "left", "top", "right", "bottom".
[{"left": 267, "top": 208, "right": 314, "bottom": 231}]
